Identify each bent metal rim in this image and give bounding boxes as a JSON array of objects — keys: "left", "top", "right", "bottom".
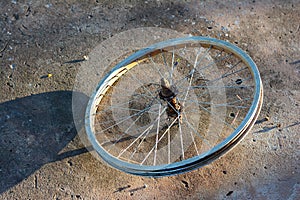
[{"left": 85, "top": 36, "right": 263, "bottom": 177}]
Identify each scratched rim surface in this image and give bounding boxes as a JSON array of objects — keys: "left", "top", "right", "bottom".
[{"left": 85, "top": 36, "right": 263, "bottom": 177}]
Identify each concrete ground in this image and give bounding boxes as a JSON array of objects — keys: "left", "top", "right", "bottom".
[{"left": 0, "top": 0, "right": 299, "bottom": 199}]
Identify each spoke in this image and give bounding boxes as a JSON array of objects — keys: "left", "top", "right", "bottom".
[
  {"left": 190, "top": 71, "right": 252, "bottom": 93},
  {"left": 182, "top": 111, "right": 211, "bottom": 147},
  {"left": 93, "top": 94, "right": 160, "bottom": 118},
  {"left": 170, "top": 48, "right": 175, "bottom": 85},
  {"left": 196, "top": 52, "right": 233, "bottom": 73},
  {"left": 128, "top": 124, "right": 154, "bottom": 160},
  {"left": 221, "top": 67, "right": 248, "bottom": 79},
  {"left": 172, "top": 69, "right": 194, "bottom": 89},
  {"left": 197, "top": 103, "right": 236, "bottom": 130},
  {"left": 188, "top": 104, "right": 248, "bottom": 110},
  {"left": 108, "top": 82, "right": 158, "bottom": 99},
  {"left": 168, "top": 128, "right": 171, "bottom": 164},
  {"left": 180, "top": 98, "right": 251, "bottom": 109},
  {"left": 94, "top": 105, "right": 154, "bottom": 133},
  {"left": 100, "top": 97, "right": 143, "bottom": 110},
  {"left": 180, "top": 75, "right": 253, "bottom": 105},
  {"left": 117, "top": 124, "right": 154, "bottom": 158},
  {"left": 154, "top": 104, "right": 162, "bottom": 165},
  {"left": 184, "top": 46, "right": 212, "bottom": 94},
  {"left": 148, "top": 54, "right": 165, "bottom": 80},
  {"left": 126, "top": 66, "right": 161, "bottom": 105},
  {"left": 190, "top": 85, "right": 253, "bottom": 89},
  {"left": 93, "top": 85, "right": 156, "bottom": 105},
  {"left": 195, "top": 46, "right": 213, "bottom": 67},
  {"left": 190, "top": 129, "right": 199, "bottom": 156},
  {"left": 117, "top": 107, "right": 168, "bottom": 158},
  {"left": 161, "top": 50, "right": 171, "bottom": 82},
  {"left": 140, "top": 116, "right": 179, "bottom": 165},
  {"left": 127, "top": 120, "right": 171, "bottom": 160},
  {"left": 182, "top": 48, "right": 203, "bottom": 104},
  {"left": 93, "top": 108, "right": 154, "bottom": 128},
  {"left": 89, "top": 88, "right": 158, "bottom": 119},
  {"left": 174, "top": 48, "right": 230, "bottom": 89},
  {"left": 216, "top": 97, "right": 251, "bottom": 106},
  {"left": 108, "top": 104, "right": 159, "bottom": 114},
  {"left": 178, "top": 118, "right": 185, "bottom": 160},
  {"left": 104, "top": 106, "right": 157, "bottom": 150},
  {"left": 94, "top": 99, "right": 157, "bottom": 126},
  {"left": 223, "top": 59, "right": 242, "bottom": 72}
]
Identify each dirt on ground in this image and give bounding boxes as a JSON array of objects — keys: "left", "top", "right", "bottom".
[{"left": 0, "top": 0, "right": 299, "bottom": 199}]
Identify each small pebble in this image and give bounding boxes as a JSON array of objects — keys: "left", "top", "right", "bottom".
[
  {"left": 226, "top": 191, "right": 234, "bottom": 196},
  {"left": 9, "top": 63, "right": 16, "bottom": 69},
  {"left": 41, "top": 74, "right": 53, "bottom": 79},
  {"left": 45, "top": 3, "right": 52, "bottom": 8},
  {"left": 181, "top": 180, "right": 189, "bottom": 189}
]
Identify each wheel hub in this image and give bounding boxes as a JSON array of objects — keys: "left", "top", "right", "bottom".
[{"left": 159, "top": 78, "right": 182, "bottom": 122}]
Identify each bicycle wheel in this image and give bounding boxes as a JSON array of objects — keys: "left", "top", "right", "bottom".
[{"left": 85, "top": 36, "right": 263, "bottom": 177}]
